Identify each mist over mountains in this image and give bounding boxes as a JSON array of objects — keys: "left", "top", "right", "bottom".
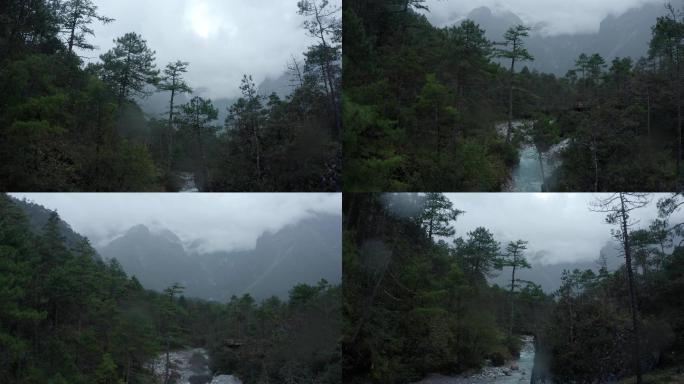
[
  {"left": 462, "top": 3, "right": 666, "bottom": 75},
  {"left": 98, "top": 213, "right": 341, "bottom": 301},
  {"left": 10, "top": 196, "right": 341, "bottom": 301},
  {"left": 139, "top": 71, "right": 294, "bottom": 122},
  {"left": 490, "top": 241, "right": 624, "bottom": 293}
]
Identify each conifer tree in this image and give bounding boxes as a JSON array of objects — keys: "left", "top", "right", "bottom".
[
  {"left": 496, "top": 24, "right": 534, "bottom": 143},
  {"left": 99, "top": 32, "right": 159, "bottom": 108},
  {"left": 58, "top": 0, "right": 113, "bottom": 53}
]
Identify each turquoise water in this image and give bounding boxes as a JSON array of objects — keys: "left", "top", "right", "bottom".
[{"left": 417, "top": 336, "right": 537, "bottom": 384}]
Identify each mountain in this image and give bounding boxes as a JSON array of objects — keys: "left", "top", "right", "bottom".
[
  {"left": 465, "top": 3, "right": 666, "bottom": 75},
  {"left": 258, "top": 71, "right": 295, "bottom": 99},
  {"left": 138, "top": 71, "right": 293, "bottom": 123},
  {"left": 489, "top": 241, "right": 624, "bottom": 293},
  {"left": 10, "top": 196, "right": 97, "bottom": 256},
  {"left": 99, "top": 214, "right": 342, "bottom": 301}
]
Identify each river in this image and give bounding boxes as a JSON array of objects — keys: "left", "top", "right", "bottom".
[
  {"left": 416, "top": 336, "right": 536, "bottom": 384},
  {"left": 496, "top": 121, "right": 568, "bottom": 192},
  {"left": 179, "top": 172, "right": 198, "bottom": 192},
  {"left": 148, "top": 348, "right": 242, "bottom": 384}
]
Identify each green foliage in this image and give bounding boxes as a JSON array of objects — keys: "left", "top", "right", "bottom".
[
  {"left": 210, "top": 71, "right": 340, "bottom": 191},
  {"left": 496, "top": 25, "right": 534, "bottom": 63},
  {"left": 553, "top": 10, "right": 684, "bottom": 191},
  {"left": 541, "top": 193, "right": 684, "bottom": 381},
  {"left": 99, "top": 32, "right": 158, "bottom": 105},
  {"left": 0, "top": 194, "right": 341, "bottom": 383},
  {"left": 208, "top": 281, "right": 341, "bottom": 384},
  {"left": 453, "top": 227, "right": 502, "bottom": 283},
  {"left": 1, "top": 0, "right": 339, "bottom": 191},
  {"left": 343, "top": 5, "right": 518, "bottom": 191},
  {"left": 419, "top": 192, "right": 463, "bottom": 239},
  {"left": 343, "top": 194, "right": 550, "bottom": 383},
  {"left": 57, "top": 0, "right": 114, "bottom": 53},
  {"left": 345, "top": 1, "right": 684, "bottom": 191}
]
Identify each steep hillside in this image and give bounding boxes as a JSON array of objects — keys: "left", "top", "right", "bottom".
[
  {"left": 100, "top": 214, "right": 342, "bottom": 300},
  {"left": 10, "top": 197, "right": 96, "bottom": 257},
  {"left": 466, "top": 3, "right": 666, "bottom": 75}
]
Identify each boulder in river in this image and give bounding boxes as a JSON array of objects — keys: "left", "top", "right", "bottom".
[
  {"left": 148, "top": 348, "right": 243, "bottom": 384},
  {"left": 210, "top": 375, "right": 243, "bottom": 384}
]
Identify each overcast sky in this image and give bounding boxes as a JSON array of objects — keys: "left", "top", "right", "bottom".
[
  {"left": 441, "top": 193, "right": 681, "bottom": 265},
  {"left": 80, "top": 0, "right": 339, "bottom": 99},
  {"left": 422, "top": 0, "right": 668, "bottom": 35},
  {"left": 10, "top": 193, "right": 341, "bottom": 253}
]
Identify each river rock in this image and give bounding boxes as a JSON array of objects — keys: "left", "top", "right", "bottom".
[
  {"left": 210, "top": 375, "right": 243, "bottom": 384},
  {"left": 148, "top": 348, "right": 243, "bottom": 384}
]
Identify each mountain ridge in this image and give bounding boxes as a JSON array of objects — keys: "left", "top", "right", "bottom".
[
  {"left": 99, "top": 213, "right": 342, "bottom": 301},
  {"left": 462, "top": 3, "right": 667, "bottom": 75}
]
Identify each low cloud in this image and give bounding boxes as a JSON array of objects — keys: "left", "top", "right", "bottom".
[
  {"left": 443, "top": 193, "right": 679, "bottom": 265},
  {"left": 81, "top": 0, "right": 340, "bottom": 98},
  {"left": 422, "top": 0, "right": 665, "bottom": 36},
  {"left": 11, "top": 193, "right": 341, "bottom": 253}
]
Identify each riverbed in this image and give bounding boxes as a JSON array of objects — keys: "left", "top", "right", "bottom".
[
  {"left": 179, "top": 172, "right": 198, "bottom": 192},
  {"left": 148, "top": 348, "right": 242, "bottom": 384},
  {"left": 496, "top": 121, "right": 568, "bottom": 192},
  {"left": 416, "top": 336, "right": 536, "bottom": 384}
]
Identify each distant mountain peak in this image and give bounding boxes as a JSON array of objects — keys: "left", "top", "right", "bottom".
[
  {"left": 468, "top": 6, "right": 493, "bottom": 19},
  {"left": 99, "top": 214, "right": 341, "bottom": 301},
  {"left": 126, "top": 224, "right": 150, "bottom": 235}
]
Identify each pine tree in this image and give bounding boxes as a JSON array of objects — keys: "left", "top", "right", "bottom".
[
  {"left": 419, "top": 192, "right": 463, "bottom": 239},
  {"left": 590, "top": 193, "right": 650, "bottom": 384},
  {"left": 500, "top": 240, "right": 530, "bottom": 337},
  {"left": 58, "top": 0, "right": 113, "bottom": 53},
  {"left": 453, "top": 227, "right": 501, "bottom": 282},
  {"left": 298, "top": 0, "right": 341, "bottom": 136},
  {"left": 178, "top": 96, "right": 218, "bottom": 191},
  {"left": 496, "top": 25, "right": 534, "bottom": 143},
  {"left": 99, "top": 32, "right": 159, "bottom": 108},
  {"left": 156, "top": 61, "right": 192, "bottom": 174}
]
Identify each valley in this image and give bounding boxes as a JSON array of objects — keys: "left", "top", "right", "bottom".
[{"left": 0, "top": 194, "right": 341, "bottom": 383}]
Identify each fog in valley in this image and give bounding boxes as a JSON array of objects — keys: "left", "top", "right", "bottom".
[
  {"left": 388, "top": 193, "right": 683, "bottom": 292},
  {"left": 421, "top": 0, "right": 678, "bottom": 75},
  {"left": 10, "top": 193, "right": 342, "bottom": 300}
]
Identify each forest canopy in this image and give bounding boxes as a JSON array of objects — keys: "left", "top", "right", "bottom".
[
  {"left": 0, "top": 194, "right": 341, "bottom": 383},
  {"left": 0, "top": 0, "right": 341, "bottom": 192},
  {"left": 343, "top": 1, "right": 684, "bottom": 192},
  {"left": 343, "top": 192, "right": 684, "bottom": 383}
]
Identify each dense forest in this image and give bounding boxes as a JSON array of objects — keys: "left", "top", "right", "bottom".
[
  {"left": 0, "top": 0, "right": 340, "bottom": 191},
  {"left": 343, "top": 192, "right": 684, "bottom": 383},
  {"left": 343, "top": 0, "right": 684, "bottom": 192},
  {"left": 0, "top": 194, "right": 341, "bottom": 383}
]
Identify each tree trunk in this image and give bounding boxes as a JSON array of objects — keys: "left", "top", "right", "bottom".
[
  {"left": 125, "top": 355, "right": 131, "bottom": 383},
  {"left": 163, "top": 336, "right": 171, "bottom": 384},
  {"left": 537, "top": 150, "right": 546, "bottom": 192},
  {"left": 167, "top": 86, "right": 176, "bottom": 175},
  {"left": 591, "top": 134, "right": 599, "bottom": 192},
  {"left": 647, "top": 91, "right": 651, "bottom": 136},
  {"left": 509, "top": 263, "right": 517, "bottom": 337},
  {"left": 312, "top": 2, "right": 340, "bottom": 137},
  {"left": 252, "top": 116, "right": 262, "bottom": 187},
  {"left": 435, "top": 106, "right": 440, "bottom": 157},
  {"left": 677, "top": 66, "right": 682, "bottom": 190},
  {"left": 620, "top": 194, "right": 642, "bottom": 384},
  {"left": 195, "top": 116, "right": 208, "bottom": 191},
  {"left": 68, "top": 17, "right": 77, "bottom": 53},
  {"left": 507, "top": 55, "right": 516, "bottom": 143}
]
